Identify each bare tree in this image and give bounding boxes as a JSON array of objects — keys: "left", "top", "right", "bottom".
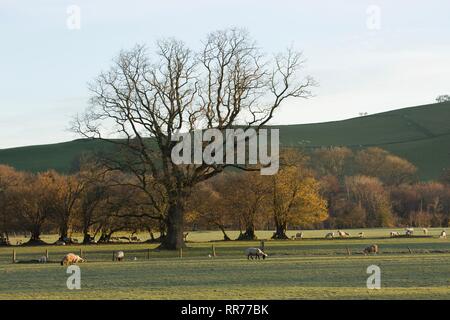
[{"left": 74, "top": 28, "right": 315, "bottom": 249}]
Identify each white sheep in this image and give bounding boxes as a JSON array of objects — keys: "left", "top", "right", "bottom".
[
  {"left": 295, "top": 232, "right": 304, "bottom": 239},
  {"left": 390, "top": 231, "right": 400, "bottom": 237},
  {"left": 325, "top": 232, "right": 334, "bottom": 239},
  {"left": 338, "top": 230, "right": 350, "bottom": 238},
  {"left": 363, "top": 244, "right": 379, "bottom": 255},
  {"left": 245, "top": 247, "right": 268, "bottom": 260},
  {"left": 61, "top": 253, "right": 85, "bottom": 266},
  {"left": 440, "top": 230, "right": 447, "bottom": 239},
  {"left": 115, "top": 251, "right": 125, "bottom": 262},
  {"left": 405, "top": 228, "right": 414, "bottom": 236}
]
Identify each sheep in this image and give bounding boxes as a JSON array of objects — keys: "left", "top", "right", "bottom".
[
  {"left": 422, "top": 228, "right": 428, "bottom": 235},
  {"left": 115, "top": 251, "right": 125, "bottom": 262},
  {"left": 405, "top": 228, "right": 414, "bottom": 236},
  {"left": 358, "top": 232, "right": 364, "bottom": 238},
  {"left": 295, "top": 232, "right": 304, "bottom": 239},
  {"left": 363, "top": 244, "right": 379, "bottom": 255},
  {"left": 390, "top": 231, "right": 400, "bottom": 237},
  {"left": 60, "top": 253, "right": 85, "bottom": 266},
  {"left": 440, "top": 230, "right": 447, "bottom": 239},
  {"left": 245, "top": 247, "right": 268, "bottom": 260},
  {"left": 325, "top": 232, "right": 334, "bottom": 239},
  {"left": 337, "top": 230, "right": 350, "bottom": 238}
]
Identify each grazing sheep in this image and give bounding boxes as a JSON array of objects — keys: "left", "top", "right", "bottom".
[
  {"left": 245, "top": 247, "right": 268, "bottom": 260},
  {"left": 363, "top": 244, "right": 379, "bottom": 255},
  {"left": 115, "top": 251, "right": 125, "bottom": 262},
  {"left": 440, "top": 230, "right": 447, "bottom": 239},
  {"left": 60, "top": 253, "right": 85, "bottom": 266},
  {"left": 295, "top": 232, "right": 304, "bottom": 239},
  {"left": 338, "top": 230, "right": 350, "bottom": 238},
  {"left": 325, "top": 232, "right": 334, "bottom": 239},
  {"left": 405, "top": 228, "right": 414, "bottom": 236},
  {"left": 422, "top": 228, "right": 428, "bottom": 235},
  {"left": 358, "top": 232, "right": 364, "bottom": 238},
  {"left": 390, "top": 231, "right": 400, "bottom": 237}
]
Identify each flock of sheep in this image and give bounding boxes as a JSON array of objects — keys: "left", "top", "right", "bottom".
[
  {"left": 44, "top": 228, "right": 448, "bottom": 265},
  {"left": 290, "top": 228, "right": 448, "bottom": 240}
]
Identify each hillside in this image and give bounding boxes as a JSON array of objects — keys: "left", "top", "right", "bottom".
[{"left": 1, "top": 102, "right": 449, "bottom": 180}]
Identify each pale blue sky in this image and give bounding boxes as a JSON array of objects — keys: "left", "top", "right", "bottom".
[{"left": 1, "top": 0, "right": 449, "bottom": 148}]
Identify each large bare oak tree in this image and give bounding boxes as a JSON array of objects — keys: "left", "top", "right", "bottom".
[{"left": 74, "top": 28, "right": 315, "bottom": 249}]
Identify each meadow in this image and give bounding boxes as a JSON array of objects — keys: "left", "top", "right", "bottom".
[{"left": 1, "top": 228, "right": 450, "bottom": 299}]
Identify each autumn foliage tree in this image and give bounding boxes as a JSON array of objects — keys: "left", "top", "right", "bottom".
[{"left": 271, "top": 151, "right": 328, "bottom": 239}]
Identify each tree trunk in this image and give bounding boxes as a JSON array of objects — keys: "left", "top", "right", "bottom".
[
  {"left": 31, "top": 227, "right": 41, "bottom": 241},
  {"left": 58, "top": 224, "right": 69, "bottom": 241},
  {"left": 218, "top": 225, "right": 231, "bottom": 241},
  {"left": 237, "top": 226, "right": 257, "bottom": 240},
  {"left": 159, "top": 200, "right": 185, "bottom": 250},
  {"left": 272, "top": 221, "right": 289, "bottom": 239}
]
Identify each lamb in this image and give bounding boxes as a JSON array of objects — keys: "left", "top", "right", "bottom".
[
  {"left": 363, "top": 244, "right": 379, "bottom": 255},
  {"left": 325, "top": 232, "right": 334, "bottom": 239},
  {"left": 337, "top": 230, "right": 350, "bottom": 238},
  {"left": 390, "top": 231, "right": 400, "bottom": 237},
  {"left": 60, "top": 253, "right": 85, "bottom": 266},
  {"left": 115, "top": 251, "right": 125, "bottom": 261},
  {"left": 245, "top": 247, "right": 268, "bottom": 260},
  {"left": 440, "top": 230, "right": 447, "bottom": 239}
]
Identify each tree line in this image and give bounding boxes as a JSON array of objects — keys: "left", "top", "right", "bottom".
[{"left": 1, "top": 146, "right": 449, "bottom": 245}]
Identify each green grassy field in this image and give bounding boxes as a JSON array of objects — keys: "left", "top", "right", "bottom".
[
  {"left": 1, "top": 102, "right": 449, "bottom": 179},
  {"left": 1, "top": 229, "right": 450, "bottom": 299}
]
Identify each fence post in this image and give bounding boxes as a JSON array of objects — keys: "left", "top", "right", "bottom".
[
  {"left": 12, "top": 249, "right": 16, "bottom": 263},
  {"left": 211, "top": 244, "right": 216, "bottom": 257},
  {"left": 408, "top": 247, "right": 413, "bottom": 254},
  {"left": 45, "top": 249, "right": 49, "bottom": 260},
  {"left": 346, "top": 247, "right": 351, "bottom": 256},
  {"left": 79, "top": 248, "right": 83, "bottom": 258},
  {"left": 112, "top": 251, "right": 115, "bottom": 262},
  {"left": 260, "top": 240, "right": 265, "bottom": 251}
]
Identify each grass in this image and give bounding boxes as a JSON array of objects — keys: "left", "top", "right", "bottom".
[
  {"left": 1, "top": 228, "right": 450, "bottom": 299},
  {"left": 1, "top": 102, "right": 449, "bottom": 179}
]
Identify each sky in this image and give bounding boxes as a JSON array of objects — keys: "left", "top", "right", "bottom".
[{"left": 1, "top": 0, "right": 449, "bottom": 149}]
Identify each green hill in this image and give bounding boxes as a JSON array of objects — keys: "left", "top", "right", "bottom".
[{"left": 1, "top": 102, "right": 449, "bottom": 180}]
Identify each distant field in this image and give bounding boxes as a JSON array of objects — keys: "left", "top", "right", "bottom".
[
  {"left": 1, "top": 102, "right": 449, "bottom": 179},
  {"left": 1, "top": 229, "right": 450, "bottom": 299}
]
